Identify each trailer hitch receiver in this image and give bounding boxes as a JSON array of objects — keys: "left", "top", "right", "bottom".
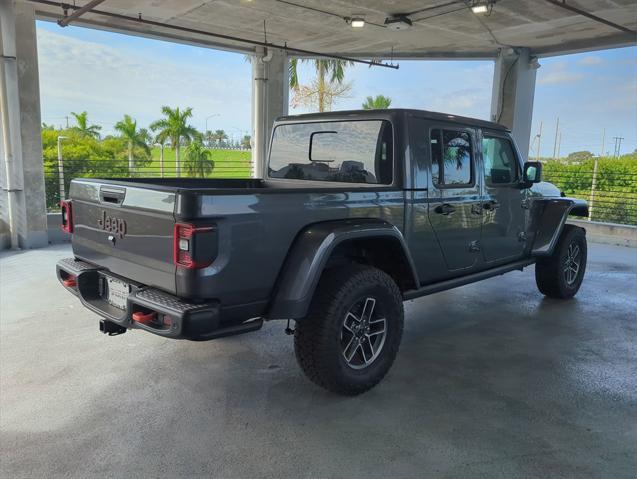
[{"left": 100, "top": 319, "right": 127, "bottom": 336}]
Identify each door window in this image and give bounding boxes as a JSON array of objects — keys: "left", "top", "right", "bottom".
[
  {"left": 482, "top": 136, "right": 519, "bottom": 185},
  {"left": 430, "top": 129, "right": 474, "bottom": 187}
]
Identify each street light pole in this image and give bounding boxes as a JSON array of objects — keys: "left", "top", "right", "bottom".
[
  {"left": 154, "top": 142, "right": 165, "bottom": 178},
  {"left": 57, "top": 136, "right": 68, "bottom": 200},
  {"left": 205, "top": 114, "right": 220, "bottom": 134}
]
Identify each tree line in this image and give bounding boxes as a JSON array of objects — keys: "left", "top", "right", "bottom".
[
  {"left": 44, "top": 107, "right": 252, "bottom": 174},
  {"left": 42, "top": 106, "right": 253, "bottom": 208}
]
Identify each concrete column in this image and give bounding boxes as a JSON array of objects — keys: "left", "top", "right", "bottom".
[
  {"left": 251, "top": 47, "right": 288, "bottom": 178},
  {"left": 0, "top": 0, "right": 47, "bottom": 249},
  {"left": 490, "top": 48, "right": 539, "bottom": 161}
]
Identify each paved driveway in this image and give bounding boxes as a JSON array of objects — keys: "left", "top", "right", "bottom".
[{"left": 1, "top": 242, "right": 636, "bottom": 478}]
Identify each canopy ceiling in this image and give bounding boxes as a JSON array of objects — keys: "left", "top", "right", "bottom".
[{"left": 31, "top": 0, "right": 637, "bottom": 58}]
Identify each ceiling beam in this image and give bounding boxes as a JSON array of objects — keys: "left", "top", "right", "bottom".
[
  {"left": 543, "top": 0, "right": 637, "bottom": 37},
  {"left": 532, "top": 31, "right": 637, "bottom": 57},
  {"left": 57, "top": 0, "right": 107, "bottom": 27}
]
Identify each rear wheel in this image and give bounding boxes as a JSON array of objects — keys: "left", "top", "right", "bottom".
[
  {"left": 535, "top": 225, "right": 587, "bottom": 299},
  {"left": 294, "top": 264, "right": 404, "bottom": 395}
]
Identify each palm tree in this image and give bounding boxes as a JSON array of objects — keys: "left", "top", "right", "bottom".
[
  {"left": 203, "top": 130, "right": 215, "bottom": 148},
  {"left": 289, "top": 58, "right": 354, "bottom": 112},
  {"left": 150, "top": 106, "right": 199, "bottom": 177},
  {"left": 71, "top": 111, "right": 101, "bottom": 138},
  {"left": 362, "top": 95, "right": 392, "bottom": 110},
  {"left": 213, "top": 129, "right": 228, "bottom": 147},
  {"left": 114, "top": 115, "right": 150, "bottom": 173},
  {"left": 184, "top": 140, "right": 214, "bottom": 178}
]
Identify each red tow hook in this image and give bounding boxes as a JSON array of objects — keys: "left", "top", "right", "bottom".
[
  {"left": 132, "top": 311, "right": 157, "bottom": 324},
  {"left": 63, "top": 277, "right": 77, "bottom": 288}
]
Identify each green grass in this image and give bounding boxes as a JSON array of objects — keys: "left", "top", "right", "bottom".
[{"left": 138, "top": 147, "right": 253, "bottom": 178}]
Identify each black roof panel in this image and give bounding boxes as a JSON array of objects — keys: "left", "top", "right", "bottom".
[{"left": 276, "top": 108, "right": 509, "bottom": 132}]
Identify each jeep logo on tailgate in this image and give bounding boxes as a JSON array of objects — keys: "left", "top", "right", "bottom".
[{"left": 97, "top": 210, "right": 127, "bottom": 238}]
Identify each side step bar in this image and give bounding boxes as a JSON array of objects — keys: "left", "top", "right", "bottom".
[{"left": 404, "top": 259, "right": 535, "bottom": 301}]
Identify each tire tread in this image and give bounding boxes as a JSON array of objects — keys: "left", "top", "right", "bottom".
[{"left": 294, "top": 264, "right": 403, "bottom": 395}]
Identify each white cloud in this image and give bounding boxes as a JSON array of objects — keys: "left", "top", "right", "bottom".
[
  {"left": 578, "top": 56, "right": 603, "bottom": 66},
  {"left": 538, "top": 62, "right": 583, "bottom": 85},
  {"left": 36, "top": 28, "right": 252, "bottom": 135},
  {"left": 429, "top": 89, "right": 486, "bottom": 112}
]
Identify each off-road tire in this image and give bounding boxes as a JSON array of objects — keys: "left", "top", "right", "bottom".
[
  {"left": 535, "top": 225, "right": 587, "bottom": 299},
  {"left": 294, "top": 264, "right": 404, "bottom": 395}
]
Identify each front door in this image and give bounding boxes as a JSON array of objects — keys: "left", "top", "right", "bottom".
[
  {"left": 480, "top": 131, "right": 526, "bottom": 263},
  {"left": 428, "top": 127, "right": 483, "bottom": 272}
]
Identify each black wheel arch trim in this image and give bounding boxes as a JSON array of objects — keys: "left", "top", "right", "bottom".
[
  {"left": 266, "top": 219, "right": 419, "bottom": 320},
  {"left": 530, "top": 197, "right": 588, "bottom": 256}
]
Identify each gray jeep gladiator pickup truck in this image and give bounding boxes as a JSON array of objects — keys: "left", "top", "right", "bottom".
[{"left": 57, "top": 109, "right": 588, "bottom": 395}]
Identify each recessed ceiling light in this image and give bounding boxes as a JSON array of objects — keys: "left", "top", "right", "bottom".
[
  {"left": 471, "top": 1, "right": 494, "bottom": 14},
  {"left": 350, "top": 17, "right": 365, "bottom": 28}
]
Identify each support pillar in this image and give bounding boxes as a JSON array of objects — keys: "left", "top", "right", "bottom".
[
  {"left": 490, "top": 48, "right": 539, "bottom": 161},
  {"left": 251, "top": 47, "right": 288, "bottom": 178},
  {"left": 0, "top": 0, "right": 47, "bottom": 249}
]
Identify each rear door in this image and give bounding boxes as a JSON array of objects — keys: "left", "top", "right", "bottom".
[
  {"left": 70, "top": 180, "right": 177, "bottom": 292},
  {"left": 479, "top": 131, "right": 526, "bottom": 263},
  {"left": 427, "top": 127, "right": 483, "bottom": 272}
]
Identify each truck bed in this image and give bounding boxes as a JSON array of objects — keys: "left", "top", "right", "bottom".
[{"left": 68, "top": 177, "right": 404, "bottom": 321}]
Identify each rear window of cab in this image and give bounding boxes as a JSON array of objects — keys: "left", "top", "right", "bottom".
[{"left": 268, "top": 120, "right": 393, "bottom": 185}]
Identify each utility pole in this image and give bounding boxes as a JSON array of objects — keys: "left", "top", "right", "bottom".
[
  {"left": 552, "top": 117, "right": 560, "bottom": 159},
  {"left": 65, "top": 115, "right": 69, "bottom": 129},
  {"left": 556, "top": 131, "right": 562, "bottom": 160},
  {"left": 600, "top": 128, "right": 606, "bottom": 158},
  {"left": 612, "top": 136, "right": 624, "bottom": 157},
  {"left": 536, "top": 121, "right": 543, "bottom": 161}
]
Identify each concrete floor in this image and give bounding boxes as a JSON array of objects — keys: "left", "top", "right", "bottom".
[{"left": 1, "top": 243, "right": 636, "bottom": 479}]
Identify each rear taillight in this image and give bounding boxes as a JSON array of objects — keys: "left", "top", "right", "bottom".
[
  {"left": 173, "top": 223, "right": 216, "bottom": 269},
  {"left": 60, "top": 200, "right": 73, "bottom": 234}
]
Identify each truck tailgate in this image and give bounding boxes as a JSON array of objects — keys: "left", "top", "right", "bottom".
[{"left": 70, "top": 179, "right": 177, "bottom": 293}]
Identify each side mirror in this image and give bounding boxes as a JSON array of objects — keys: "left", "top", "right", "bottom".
[{"left": 522, "top": 161, "right": 542, "bottom": 186}]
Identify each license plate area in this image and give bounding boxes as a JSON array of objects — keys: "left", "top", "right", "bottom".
[{"left": 100, "top": 274, "right": 130, "bottom": 310}]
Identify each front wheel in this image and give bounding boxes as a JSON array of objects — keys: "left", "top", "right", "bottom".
[
  {"left": 535, "top": 225, "right": 587, "bottom": 299},
  {"left": 294, "top": 264, "right": 404, "bottom": 395}
]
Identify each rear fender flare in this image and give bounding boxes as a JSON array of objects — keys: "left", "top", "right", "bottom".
[{"left": 266, "top": 219, "right": 418, "bottom": 320}]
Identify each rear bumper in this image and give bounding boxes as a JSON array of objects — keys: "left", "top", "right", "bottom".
[{"left": 56, "top": 257, "right": 262, "bottom": 340}]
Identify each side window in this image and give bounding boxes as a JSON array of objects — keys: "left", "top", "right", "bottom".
[
  {"left": 482, "top": 136, "right": 519, "bottom": 185},
  {"left": 430, "top": 128, "right": 473, "bottom": 187}
]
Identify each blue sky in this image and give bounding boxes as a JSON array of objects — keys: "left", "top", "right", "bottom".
[{"left": 36, "top": 20, "right": 636, "bottom": 156}]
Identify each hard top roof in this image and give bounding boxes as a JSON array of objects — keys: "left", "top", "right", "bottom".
[{"left": 276, "top": 108, "right": 510, "bottom": 131}]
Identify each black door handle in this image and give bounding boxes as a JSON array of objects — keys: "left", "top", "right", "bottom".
[
  {"left": 435, "top": 203, "right": 456, "bottom": 215},
  {"left": 483, "top": 200, "right": 500, "bottom": 211}
]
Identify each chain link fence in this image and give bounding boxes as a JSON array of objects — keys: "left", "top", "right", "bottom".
[
  {"left": 44, "top": 153, "right": 253, "bottom": 211},
  {"left": 44, "top": 156, "right": 637, "bottom": 226},
  {"left": 543, "top": 167, "right": 637, "bottom": 226}
]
